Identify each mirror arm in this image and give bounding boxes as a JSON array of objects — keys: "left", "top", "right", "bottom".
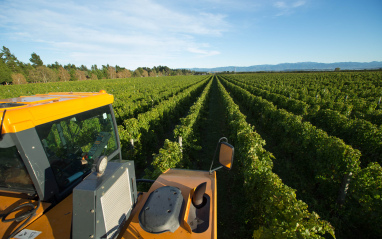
[
  {"left": 209, "top": 165, "right": 223, "bottom": 174},
  {"left": 209, "top": 137, "right": 228, "bottom": 175}
]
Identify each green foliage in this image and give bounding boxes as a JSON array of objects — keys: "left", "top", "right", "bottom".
[
  {"left": 147, "top": 139, "right": 183, "bottom": 179},
  {"left": 219, "top": 72, "right": 382, "bottom": 238},
  {"left": 339, "top": 162, "right": 382, "bottom": 238},
  {"left": 0, "top": 46, "right": 22, "bottom": 73},
  {"left": 0, "top": 60, "right": 12, "bottom": 84},
  {"left": 225, "top": 71, "right": 382, "bottom": 124},
  {"left": 220, "top": 78, "right": 361, "bottom": 195},
  {"left": 145, "top": 78, "right": 213, "bottom": 179},
  {"left": 308, "top": 109, "right": 382, "bottom": 166},
  {"left": 217, "top": 79, "right": 335, "bottom": 238},
  {"left": 69, "top": 68, "right": 77, "bottom": 81},
  {"left": 224, "top": 76, "right": 311, "bottom": 116},
  {"left": 225, "top": 74, "right": 382, "bottom": 167},
  {"left": 118, "top": 77, "right": 210, "bottom": 170},
  {"left": 30, "top": 52, "right": 44, "bottom": 67},
  {"left": 351, "top": 163, "right": 382, "bottom": 214},
  {"left": 173, "top": 79, "right": 212, "bottom": 163}
]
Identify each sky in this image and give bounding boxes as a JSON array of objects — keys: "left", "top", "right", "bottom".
[{"left": 0, "top": 0, "right": 381, "bottom": 69}]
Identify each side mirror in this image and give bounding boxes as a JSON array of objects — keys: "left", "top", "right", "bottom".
[
  {"left": 209, "top": 137, "right": 234, "bottom": 174},
  {"left": 219, "top": 142, "right": 234, "bottom": 170}
]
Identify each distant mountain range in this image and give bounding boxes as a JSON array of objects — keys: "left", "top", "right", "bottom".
[{"left": 189, "top": 61, "right": 382, "bottom": 72}]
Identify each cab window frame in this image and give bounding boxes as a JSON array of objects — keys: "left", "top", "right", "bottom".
[{"left": 0, "top": 104, "right": 121, "bottom": 202}]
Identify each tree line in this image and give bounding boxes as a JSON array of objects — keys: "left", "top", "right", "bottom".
[{"left": 0, "top": 46, "right": 201, "bottom": 85}]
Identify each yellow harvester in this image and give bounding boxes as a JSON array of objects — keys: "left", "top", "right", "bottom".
[{"left": 0, "top": 90, "right": 234, "bottom": 239}]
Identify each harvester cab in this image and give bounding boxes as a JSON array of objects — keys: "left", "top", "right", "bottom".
[{"left": 0, "top": 90, "right": 234, "bottom": 239}]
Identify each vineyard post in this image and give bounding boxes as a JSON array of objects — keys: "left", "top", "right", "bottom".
[
  {"left": 178, "top": 136, "right": 183, "bottom": 152},
  {"left": 337, "top": 171, "right": 353, "bottom": 205}
]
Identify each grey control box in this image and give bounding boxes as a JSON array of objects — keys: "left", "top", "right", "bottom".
[{"left": 72, "top": 161, "right": 137, "bottom": 239}]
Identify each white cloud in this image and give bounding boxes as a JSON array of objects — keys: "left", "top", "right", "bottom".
[
  {"left": 187, "top": 47, "right": 220, "bottom": 57},
  {"left": 273, "top": 0, "right": 306, "bottom": 16},
  {"left": 274, "top": 1, "right": 287, "bottom": 9},
  {"left": 293, "top": 1, "right": 306, "bottom": 8},
  {"left": 0, "top": 0, "right": 229, "bottom": 68}
]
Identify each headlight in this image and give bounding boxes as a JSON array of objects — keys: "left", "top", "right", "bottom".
[{"left": 96, "top": 156, "right": 108, "bottom": 176}]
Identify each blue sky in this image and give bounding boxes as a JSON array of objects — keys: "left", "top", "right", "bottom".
[{"left": 0, "top": 0, "right": 381, "bottom": 69}]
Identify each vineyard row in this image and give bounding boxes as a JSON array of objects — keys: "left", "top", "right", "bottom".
[
  {"left": 222, "top": 75, "right": 382, "bottom": 167},
  {"left": 218, "top": 75, "right": 381, "bottom": 238}
]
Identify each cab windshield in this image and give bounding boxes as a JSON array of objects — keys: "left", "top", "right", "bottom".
[{"left": 36, "top": 105, "right": 118, "bottom": 191}]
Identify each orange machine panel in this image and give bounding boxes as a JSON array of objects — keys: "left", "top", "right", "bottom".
[
  {"left": 22, "top": 194, "right": 73, "bottom": 239},
  {"left": 0, "top": 192, "right": 51, "bottom": 239},
  {"left": 119, "top": 169, "right": 217, "bottom": 239}
]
